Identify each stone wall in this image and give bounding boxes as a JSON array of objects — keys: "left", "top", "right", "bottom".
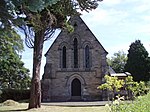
[{"left": 42, "top": 16, "right": 108, "bottom": 102}]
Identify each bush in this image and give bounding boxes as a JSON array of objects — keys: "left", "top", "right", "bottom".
[
  {"left": 0, "top": 90, "right": 2, "bottom": 96},
  {"left": 0, "top": 89, "right": 30, "bottom": 103},
  {"left": 105, "top": 92, "right": 150, "bottom": 112}
]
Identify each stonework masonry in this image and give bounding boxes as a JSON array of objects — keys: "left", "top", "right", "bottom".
[{"left": 41, "top": 16, "right": 108, "bottom": 102}]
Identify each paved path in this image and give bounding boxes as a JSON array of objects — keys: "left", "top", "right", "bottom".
[{"left": 42, "top": 101, "right": 109, "bottom": 107}]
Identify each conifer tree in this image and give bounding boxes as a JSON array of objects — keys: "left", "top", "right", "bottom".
[{"left": 125, "top": 40, "right": 150, "bottom": 81}]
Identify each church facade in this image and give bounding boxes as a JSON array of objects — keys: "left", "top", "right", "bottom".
[{"left": 41, "top": 16, "right": 108, "bottom": 102}]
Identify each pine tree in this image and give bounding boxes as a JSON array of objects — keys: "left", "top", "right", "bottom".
[{"left": 125, "top": 40, "right": 150, "bottom": 81}]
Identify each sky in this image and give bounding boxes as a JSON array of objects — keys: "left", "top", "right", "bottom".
[{"left": 21, "top": 0, "right": 150, "bottom": 78}]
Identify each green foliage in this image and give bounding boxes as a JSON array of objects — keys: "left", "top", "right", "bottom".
[
  {"left": 125, "top": 40, "right": 150, "bottom": 81},
  {"left": 0, "top": 29, "right": 31, "bottom": 89},
  {"left": 0, "top": 89, "right": 30, "bottom": 103},
  {"left": 26, "top": 0, "right": 61, "bottom": 12},
  {"left": 125, "top": 76, "right": 148, "bottom": 98},
  {"left": 98, "top": 75, "right": 125, "bottom": 92},
  {"left": 98, "top": 75, "right": 148, "bottom": 102},
  {"left": 98, "top": 75, "right": 124, "bottom": 100},
  {"left": 107, "top": 51, "right": 127, "bottom": 73},
  {"left": 105, "top": 92, "right": 150, "bottom": 112},
  {"left": 146, "top": 81, "right": 150, "bottom": 90},
  {"left": 0, "top": 29, "right": 24, "bottom": 53},
  {"left": 0, "top": 90, "right": 2, "bottom": 99},
  {"left": 0, "top": 0, "right": 16, "bottom": 29}
]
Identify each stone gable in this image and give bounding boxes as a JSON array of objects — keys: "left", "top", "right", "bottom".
[{"left": 42, "top": 16, "right": 108, "bottom": 101}]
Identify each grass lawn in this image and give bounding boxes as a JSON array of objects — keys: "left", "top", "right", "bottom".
[{"left": 0, "top": 103, "right": 107, "bottom": 112}]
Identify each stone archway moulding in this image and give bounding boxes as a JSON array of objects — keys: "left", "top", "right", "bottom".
[
  {"left": 66, "top": 73, "right": 86, "bottom": 100},
  {"left": 66, "top": 73, "right": 86, "bottom": 87}
]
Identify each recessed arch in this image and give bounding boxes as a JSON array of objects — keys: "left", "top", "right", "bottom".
[
  {"left": 66, "top": 74, "right": 86, "bottom": 100},
  {"left": 66, "top": 74, "right": 86, "bottom": 87},
  {"left": 69, "top": 33, "right": 81, "bottom": 48},
  {"left": 58, "top": 41, "right": 69, "bottom": 50},
  {"left": 71, "top": 78, "right": 81, "bottom": 96},
  {"left": 81, "top": 41, "right": 93, "bottom": 49}
]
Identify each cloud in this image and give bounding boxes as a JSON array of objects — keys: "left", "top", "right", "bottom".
[
  {"left": 106, "top": 39, "right": 150, "bottom": 58},
  {"left": 136, "top": 5, "right": 150, "bottom": 13},
  {"left": 141, "top": 15, "right": 150, "bottom": 22},
  {"left": 81, "top": 0, "right": 150, "bottom": 57},
  {"left": 106, "top": 43, "right": 130, "bottom": 57},
  {"left": 101, "top": 0, "right": 122, "bottom": 6},
  {"left": 82, "top": 8, "right": 129, "bottom": 27},
  {"left": 82, "top": 0, "right": 150, "bottom": 38},
  {"left": 136, "top": 25, "right": 150, "bottom": 34}
]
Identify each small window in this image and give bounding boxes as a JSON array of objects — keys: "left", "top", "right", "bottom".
[
  {"left": 74, "top": 22, "right": 77, "bottom": 27},
  {"left": 62, "top": 46, "right": 66, "bottom": 68}
]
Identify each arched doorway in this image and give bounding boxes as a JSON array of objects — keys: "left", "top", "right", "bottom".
[{"left": 71, "top": 78, "right": 81, "bottom": 100}]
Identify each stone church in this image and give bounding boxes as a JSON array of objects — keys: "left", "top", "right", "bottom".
[{"left": 41, "top": 16, "right": 108, "bottom": 102}]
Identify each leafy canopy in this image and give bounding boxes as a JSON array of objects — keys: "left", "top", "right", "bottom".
[
  {"left": 107, "top": 51, "right": 127, "bottom": 73},
  {"left": 0, "top": 0, "right": 102, "bottom": 30},
  {"left": 0, "top": 29, "right": 31, "bottom": 89}
]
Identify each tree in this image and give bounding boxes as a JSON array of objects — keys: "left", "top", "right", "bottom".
[
  {"left": 125, "top": 40, "right": 150, "bottom": 82},
  {"left": 107, "top": 51, "right": 127, "bottom": 73},
  {"left": 0, "top": 29, "right": 31, "bottom": 90},
  {"left": 0, "top": 0, "right": 103, "bottom": 109},
  {"left": 98, "top": 75, "right": 124, "bottom": 101},
  {"left": 148, "top": 57, "right": 150, "bottom": 76}
]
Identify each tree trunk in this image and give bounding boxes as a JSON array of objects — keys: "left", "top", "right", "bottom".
[{"left": 28, "top": 30, "right": 44, "bottom": 109}]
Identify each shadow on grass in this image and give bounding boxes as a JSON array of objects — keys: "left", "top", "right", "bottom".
[
  {"left": 11, "top": 108, "right": 29, "bottom": 111},
  {"left": 0, "top": 109, "right": 28, "bottom": 112}
]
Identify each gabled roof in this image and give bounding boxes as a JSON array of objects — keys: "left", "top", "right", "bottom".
[
  {"left": 108, "top": 66, "right": 131, "bottom": 77},
  {"left": 110, "top": 72, "right": 131, "bottom": 77},
  {"left": 45, "top": 30, "right": 62, "bottom": 56},
  {"left": 108, "top": 66, "right": 116, "bottom": 74},
  {"left": 75, "top": 16, "right": 108, "bottom": 54},
  {"left": 45, "top": 16, "right": 108, "bottom": 56}
]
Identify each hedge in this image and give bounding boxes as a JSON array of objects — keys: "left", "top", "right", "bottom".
[{"left": 0, "top": 89, "right": 30, "bottom": 102}]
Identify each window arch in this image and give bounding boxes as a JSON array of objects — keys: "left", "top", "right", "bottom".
[
  {"left": 85, "top": 45, "right": 90, "bottom": 68},
  {"left": 62, "top": 46, "right": 66, "bottom": 68},
  {"left": 74, "top": 38, "right": 78, "bottom": 68}
]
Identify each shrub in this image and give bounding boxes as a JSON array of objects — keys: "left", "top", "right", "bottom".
[
  {"left": 0, "top": 89, "right": 30, "bottom": 103},
  {"left": 105, "top": 91, "right": 150, "bottom": 112},
  {"left": 0, "top": 89, "right": 2, "bottom": 97}
]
